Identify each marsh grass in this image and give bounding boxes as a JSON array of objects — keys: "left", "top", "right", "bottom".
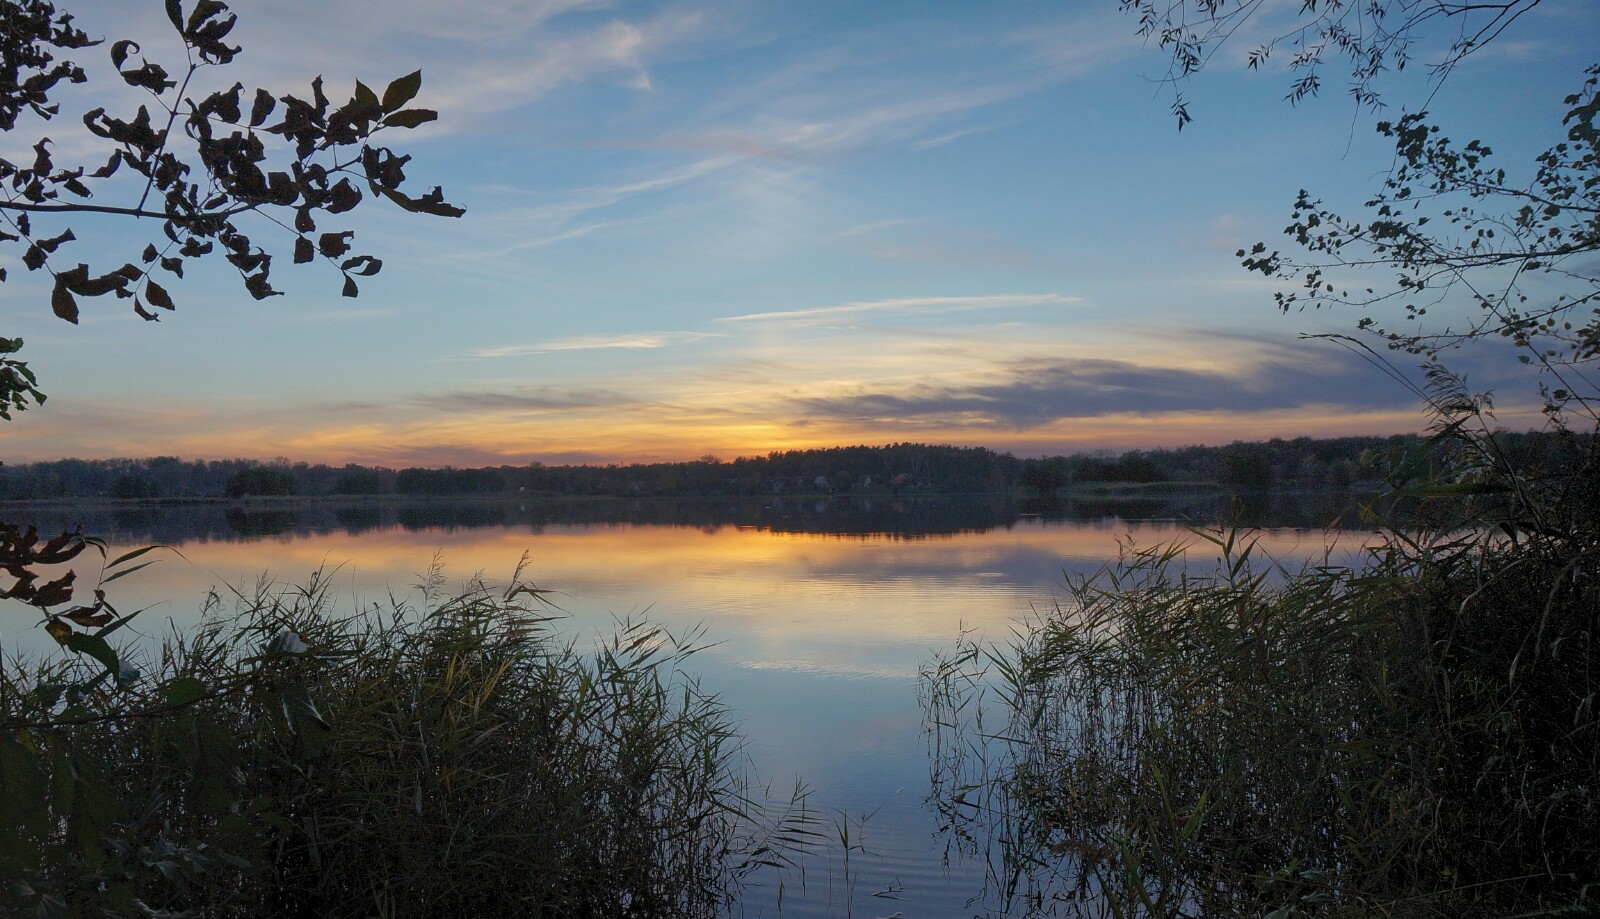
[
  {"left": 1, "top": 559, "right": 811, "bottom": 918},
  {"left": 925, "top": 475, "right": 1600, "bottom": 917}
]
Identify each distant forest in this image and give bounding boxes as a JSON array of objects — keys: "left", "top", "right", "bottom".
[{"left": 0, "top": 432, "right": 1586, "bottom": 501}]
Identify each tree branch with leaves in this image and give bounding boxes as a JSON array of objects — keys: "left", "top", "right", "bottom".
[
  {"left": 1240, "top": 65, "right": 1600, "bottom": 421},
  {"left": 1119, "top": 0, "right": 1545, "bottom": 128},
  {"left": 1, "top": 0, "right": 463, "bottom": 649},
  {"left": 1, "top": 0, "right": 464, "bottom": 415}
]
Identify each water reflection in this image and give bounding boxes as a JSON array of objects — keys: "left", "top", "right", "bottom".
[
  {"left": 0, "top": 497, "right": 1375, "bottom": 918},
  {"left": 12, "top": 489, "right": 1382, "bottom": 546}
]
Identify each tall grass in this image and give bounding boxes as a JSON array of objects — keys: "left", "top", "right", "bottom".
[
  {"left": 2, "top": 561, "right": 791, "bottom": 918},
  {"left": 924, "top": 422, "right": 1600, "bottom": 917}
]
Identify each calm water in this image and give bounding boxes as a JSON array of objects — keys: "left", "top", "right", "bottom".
[{"left": 2, "top": 494, "right": 1372, "bottom": 917}]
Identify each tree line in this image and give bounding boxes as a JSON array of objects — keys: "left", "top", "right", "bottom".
[{"left": 1, "top": 431, "right": 1587, "bottom": 501}]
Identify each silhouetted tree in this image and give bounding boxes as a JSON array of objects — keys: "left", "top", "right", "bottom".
[{"left": 225, "top": 465, "right": 293, "bottom": 498}]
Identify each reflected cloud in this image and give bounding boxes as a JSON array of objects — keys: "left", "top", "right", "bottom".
[
  {"left": 43, "top": 515, "right": 1373, "bottom": 673},
  {"left": 740, "top": 659, "right": 912, "bottom": 680}
]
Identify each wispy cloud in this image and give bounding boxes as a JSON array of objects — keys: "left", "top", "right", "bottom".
[
  {"left": 480, "top": 155, "right": 738, "bottom": 229},
  {"left": 472, "top": 331, "right": 721, "bottom": 358},
  {"left": 722, "top": 294, "right": 1082, "bottom": 325},
  {"left": 78, "top": 1, "right": 722, "bottom": 139},
  {"left": 909, "top": 125, "right": 998, "bottom": 152},
  {"left": 412, "top": 387, "right": 638, "bottom": 412},
  {"left": 401, "top": 5, "right": 1142, "bottom": 261},
  {"left": 432, "top": 12, "right": 704, "bottom": 120},
  {"left": 653, "top": 7, "right": 1137, "bottom": 159}
]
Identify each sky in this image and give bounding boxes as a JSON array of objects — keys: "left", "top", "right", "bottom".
[{"left": 3, "top": 0, "right": 1597, "bottom": 467}]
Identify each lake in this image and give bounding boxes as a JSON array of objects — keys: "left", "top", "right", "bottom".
[{"left": 1, "top": 493, "right": 1375, "bottom": 917}]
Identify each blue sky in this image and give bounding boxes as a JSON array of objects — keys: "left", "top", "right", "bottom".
[{"left": 4, "top": 0, "right": 1596, "bottom": 466}]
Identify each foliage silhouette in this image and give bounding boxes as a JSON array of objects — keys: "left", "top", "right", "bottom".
[
  {"left": 1119, "top": 0, "right": 1546, "bottom": 129},
  {"left": 1, "top": 0, "right": 462, "bottom": 413},
  {"left": 2, "top": 0, "right": 460, "bottom": 647},
  {"left": 1242, "top": 68, "right": 1600, "bottom": 421}
]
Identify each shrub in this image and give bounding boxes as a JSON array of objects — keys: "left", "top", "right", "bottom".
[
  {"left": 2, "top": 565, "right": 763, "bottom": 918},
  {"left": 925, "top": 421, "right": 1600, "bottom": 917}
]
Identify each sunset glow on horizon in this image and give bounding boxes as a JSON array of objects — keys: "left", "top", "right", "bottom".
[{"left": 3, "top": 1, "right": 1592, "bottom": 467}]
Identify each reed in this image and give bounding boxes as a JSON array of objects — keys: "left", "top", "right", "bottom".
[
  {"left": 924, "top": 427, "right": 1600, "bottom": 917},
  {"left": 2, "top": 560, "right": 794, "bottom": 918}
]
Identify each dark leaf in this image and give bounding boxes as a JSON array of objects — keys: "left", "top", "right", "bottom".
[
  {"left": 33, "top": 573, "right": 76, "bottom": 607},
  {"left": 166, "top": 0, "right": 184, "bottom": 29},
  {"left": 191, "top": 12, "right": 241, "bottom": 65},
  {"left": 294, "top": 237, "right": 314, "bottom": 264},
  {"left": 64, "top": 607, "right": 114, "bottom": 628},
  {"left": 244, "top": 273, "right": 280, "bottom": 300},
  {"left": 142, "top": 244, "right": 159, "bottom": 263},
  {"left": 326, "top": 178, "right": 361, "bottom": 213},
  {"left": 111, "top": 40, "right": 138, "bottom": 70},
  {"left": 317, "top": 230, "right": 354, "bottom": 259},
  {"left": 267, "top": 171, "right": 296, "bottom": 204},
  {"left": 31, "top": 138, "right": 52, "bottom": 173},
  {"left": 340, "top": 255, "right": 382, "bottom": 276},
  {"left": 311, "top": 75, "right": 329, "bottom": 117},
  {"left": 65, "top": 632, "right": 120, "bottom": 676},
  {"left": 198, "top": 84, "right": 242, "bottom": 124},
  {"left": 353, "top": 80, "right": 379, "bottom": 109},
  {"left": 52, "top": 282, "right": 79, "bottom": 324},
  {"left": 145, "top": 279, "right": 175, "bottom": 311},
  {"left": 160, "top": 256, "right": 184, "bottom": 277},
  {"left": 37, "top": 228, "right": 76, "bottom": 254},
  {"left": 342, "top": 274, "right": 358, "bottom": 298},
  {"left": 377, "top": 184, "right": 464, "bottom": 217},
  {"left": 121, "top": 62, "right": 175, "bottom": 94},
  {"left": 134, "top": 299, "right": 161, "bottom": 321},
  {"left": 414, "top": 186, "right": 465, "bottom": 218},
  {"left": 36, "top": 530, "right": 91, "bottom": 565},
  {"left": 45, "top": 618, "right": 73, "bottom": 645},
  {"left": 90, "top": 152, "right": 123, "bottom": 178},
  {"left": 382, "top": 108, "right": 437, "bottom": 129},
  {"left": 186, "top": 0, "right": 227, "bottom": 33},
  {"left": 249, "top": 88, "right": 275, "bottom": 127},
  {"left": 382, "top": 70, "right": 423, "bottom": 113}
]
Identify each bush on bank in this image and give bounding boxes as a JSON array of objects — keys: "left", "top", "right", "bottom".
[
  {"left": 2, "top": 567, "right": 761, "bottom": 918},
  {"left": 925, "top": 419, "right": 1600, "bottom": 917}
]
